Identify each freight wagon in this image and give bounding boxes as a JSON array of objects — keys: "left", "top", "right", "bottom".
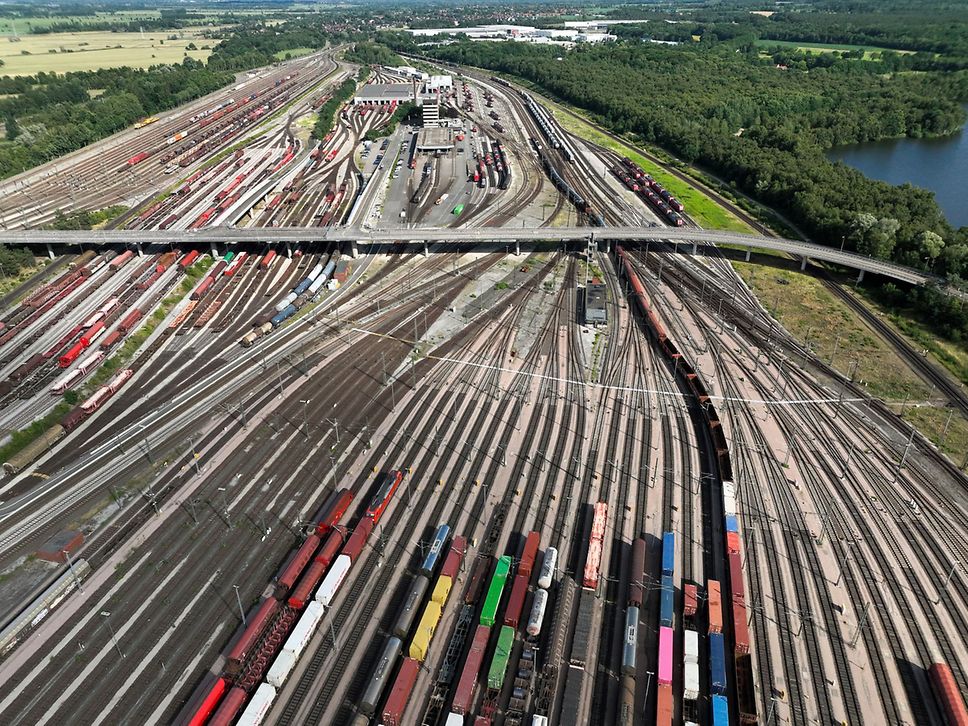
[{"left": 480, "top": 556, "right": 511, "bottom": 627}]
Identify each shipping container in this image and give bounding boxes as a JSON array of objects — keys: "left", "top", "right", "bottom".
[
  {"left": 710, "top": 632, "right": 727, "bottom": 695},
  {"left": 284, "top": 600, "right": 325, "bottom": 659},
  {"left": 629, "top": 538, "right": 646, "bottom": 607},
  {"left": 660, "top": 575, "right": 674, "bottom": 628},
  {"left": 622, "top": 607, "right": 638, "bottom": 675},
  {"left": 708, "top": 580, "right": 723, "bottom": 634},
  {"left": 422, "top": 524, "right": 451, "bottom": 576},
  {"left": 658, "top": 626, "right": 673, "bottom": 685},
  {"left": 526, "top": 589, "right": 548, "bottom": 638},
  {"left": 684, "top": 662, "right": 700, "bottom": 701},
  {"left": 656, "top": 683, "right": 673, "bottom": 726},
  {"left": 726, "top": 532, "right": 741, "bottom": 556},
  {"left": 725, "top": 515, "right": 738, "bottom": 534},
  {"left": 382, "top": 657, "right": 421, "bottom": 726},
  {"left": 537, "top": 547, "right": 558, "bottom": 589},
  {"left": 410, "top": 600, "right": 443, "bottom": 661},
  {"left": 315, "top": 554, "right": 351, "bottom": 607},
  {"left": 360, "top": 637, "right": 403, "bottom": 715},
  {"left": 452, "top": 624, "right": 491, "bottom": 714},
  {"left": 503, "top": 574, "right": 529, "bottom": 628},
  {"left": 662, "top": 531, "right": 675, "bottom": 576},
  {"left": 446, "top": 715, "right": 464, "bottom": 726},
  {"left": 237, "top": 682, "right": 275, "bottom": 726},
  {"left": 519, "top": 531, "right": 540, "bottom": 579},
  {"left": 260, "top": 250, "right": 277, "bottom": 270},
  {"left": 712, "top": 695, "right": 729, "bottom": 726},
  {"left": 432, "top": 575, "right": 453, "bottom": 606},
  {"left": 736, "top": 653, "right": 759, "bottom": 724},
  {"left": 684, "top": 583, "right": 698, "bottom": 619},
  {"left": 267, "top": 649, "right": 297, "bottom": 688},
  {"left": 480, "top": 556, "right": 511, "bottom": 627},
  {"left": 684, "top": 629, "right": 699, "bottom": 665},
  {"left": 487, "top": 625, "right": 515, "bottom": 690}
]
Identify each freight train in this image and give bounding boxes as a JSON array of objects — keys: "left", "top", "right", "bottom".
[
  {"left": 619, "top": 157, "right": 685, "bottom": 227},
  {"left": 532, "top": 138, "right": 605, "bottom": 227},
  {"left": 615, "top": 245, "right": 757, "bottom": 723}
]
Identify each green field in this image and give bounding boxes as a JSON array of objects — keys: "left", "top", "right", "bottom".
[
  {"left": 0, "top": 11, "right": 162, "bottom": 35},
  {"left": 532, "top": 93, "right": 754, "bottom": 233},
  {"left": 754, "top": 38, "right": 916, "bottom": 58},
  {"left": 0, "top": 29, "right": 211, "bottom": 75},
  {"left": 273, "top": 46, "right": 315, "bottom": 60}
]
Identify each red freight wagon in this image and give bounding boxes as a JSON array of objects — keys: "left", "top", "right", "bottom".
[
  {"left": 726, "top": 532, "right": 741, "bottom": 555},
  {"left": 315, "top": 488, "right": 353, "bottom": 535},
  {"left": 728, "top": 551, "right": 746, "bottom": 605},
  {"left": 99, "top": 330, "right": 122, "bottom": 350},
  {"left": 629, "top": 538, "right": 646, "bottom": 608},
  {"left": 452, "top": 625, "right": 491, "bottom": 714},
  {"left": 179, "top": 250, "right": 200, "bottom": 269},
  {"left": 225, "top": 598, "right": 279, "bottom": 675},
  {"left": 119, "top": 309, "right": 142, "bottom": 333},
  {"left": 80, "top": 320, "right": 105, "bottom": 347},
  {"left": 59, "top": 341, "right": 86, "bottom": 368},
  {"left": 126, "top": 151, "right": 150, "bottom": 166},
  {"left": 519, "top": 531, "right": 540, "bottom": 580},
  {"left": 275, "top": 534, "right": 321, "bottom": 598},
  {"left": 206, "top": 686, "right": 247, "bottom": 726},
  {"left": 382, "top": 656, "right": 421, "bottom": 726},
  {"left": 441, "top": 535, "right": 467, "bottom": 579},
  {"left": 464, "top": 557, "right": 492, "bottom": 606},
  {"left": 260, "top": 250, "right": 277, "bottom": 270},
  {"left": 342, "top": 517, "right": 375, "bottom": 562},
  {"left": 733, "top": 599, "right": 750, "bottom": 655},
  {"left": 503, "top": 574, "right": 529, "bottom": 629},
  {"left": 186, "top": 677, "right": 226, "bottom": 726},
  {"left": 930, "top": 662, "right": 968, "bottom": 726},
  {"left": 583, "top": 502, "right": 608, "bottom": 589}
]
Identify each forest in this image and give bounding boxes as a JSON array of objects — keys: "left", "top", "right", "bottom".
[{"left": 380, "top": 32, "right": 968, "bottom": 337}]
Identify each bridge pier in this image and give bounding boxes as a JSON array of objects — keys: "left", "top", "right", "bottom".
[
  {"left": 800, "top": 256, "right": 808, "bottom": 271},
  {"left": 515, "top": 239, "right": 520, "bottom": 256},
  {"left": 856, "top": 269, "right": 865, "bottom": 284},
  {"left": 136, "top": 242, "right": 143, "bottom": 258},
  {"left": 210, "top": 241, "right": 218, "bottom": 258},
  {"left": 423, "top": 241, "right": 429, "bottom": 257},
  {"left": 692, "top": 242, "right": 699, "bottom": 255},
  {"left": 47, "top": 243, "right": 55, "bottom": 260},
  {"left": 745, "top": 248, "right": 751, "bottom": 262},
  {"left": 348, "top": 240, "right": 359, "bottom": 259},
  {"left": 284, "top": 242, "right": 292, "bottom": 258}
]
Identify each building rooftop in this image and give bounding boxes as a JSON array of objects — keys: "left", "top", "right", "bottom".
[
  {"left": 416, "top": 127, "right": 455, "bottom": 151},
  {"left": 355, "top": 83, "right": 414, "bottom": 101}
]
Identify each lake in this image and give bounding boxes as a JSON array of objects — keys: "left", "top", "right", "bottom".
[{"left": 827, "top": 106, "right": 968, "bottom": 229}]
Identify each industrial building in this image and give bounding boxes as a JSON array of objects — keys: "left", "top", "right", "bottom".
[
  {"left": 353, "top": 83, "right": 415, "bottom": 106},
  {"left": 415, "top": 128, "right": 454, "bottom": 153}
]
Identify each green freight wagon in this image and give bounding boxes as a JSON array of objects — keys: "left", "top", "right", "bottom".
[
  {"left": 452, "top": 203, "right": 465, "bottom": 216},
  {"left": 487, "top": 625, "right": 515, "bottom": 690},
  {"left": 223, "top": 251, "right": 235, "bottom": 263},
  {"left": 480, "top": 555, "right": 511, "bottom": 626}
]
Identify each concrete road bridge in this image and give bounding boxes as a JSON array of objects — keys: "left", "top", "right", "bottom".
[{"left": 0, "top": 224, "right": 948, "bottom": 289}]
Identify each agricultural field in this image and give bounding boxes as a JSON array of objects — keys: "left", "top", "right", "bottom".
[
  {"left": 273, "top": 46, "right": 316, "bottom": 60},
  {"left": 0, "top": 11, "right": 162, "bottom": 35},
  {"left": 0, "top": 29, "right": 212, "bottom": 75}
]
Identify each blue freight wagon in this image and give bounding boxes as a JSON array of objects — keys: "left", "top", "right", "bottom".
[
  {"left": 661, "top": 532, "right": 675, "bottom": 576},
  {"left": 710, "top": 632, "right": 727, "bottom": 695},
  {"left": 420, "top": 524, "right": 450, "bottom": 576},
  {"left": 725, "top": 515, "right": 739, "bottom": 533},
  {"left": 271, "top": 304, "right": 297, "bottom": 327},
  {"left": 660, "top": 574, "right": 674, "bottom": 628}
]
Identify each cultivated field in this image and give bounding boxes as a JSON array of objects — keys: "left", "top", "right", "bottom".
[
  {"left": 754, "top": 38, "right": 916, "bottom": 58},
  {"left": 0, "top": 29, "right": 212, "bottom": 75}
]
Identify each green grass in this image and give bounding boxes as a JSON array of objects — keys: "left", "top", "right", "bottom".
[
  {"left": 902, "top": 406, "right": 968, "bottom": 470},
  {"left": 0, "top": 402, "right": 72, "bottom": 464},
  {"left": 753, "top": 38, "right": 916, "bottom": 58},
  {"left": 273, "top": 46, "right": 315, "bottom": 61},
  {"left": 0, "top": 11, "right": 163, "bottom": 35},
  {"left": 732, "top": 260, "right": 933, "bottom": 402},
  {"left": 531, "top": 93, "right": 755, "bottom": 234}
]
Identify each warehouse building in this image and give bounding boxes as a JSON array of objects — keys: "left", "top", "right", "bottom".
[
  {"left": 415, "top": 127, "right": 454, "bottom": 152},
  {"left": 353, "top": 83, "right": 415, "bottom": 106}
]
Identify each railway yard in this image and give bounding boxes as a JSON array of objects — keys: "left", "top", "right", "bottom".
[{"left": 0, "top": 45, "right": 966, "bottom": 726}]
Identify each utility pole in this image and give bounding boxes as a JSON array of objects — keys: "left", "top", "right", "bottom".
[
  {"left": 64, "top": 549, "right": 83, "bottom": 593},
  {"left": 233, "top": 584, "right": 246, "bottom": 624},
  {"left": 101, "top": 611, "right": 124, "bottom": 658},
  {"left": 850, "top": 601, "right": 871, "bottom": 648}
]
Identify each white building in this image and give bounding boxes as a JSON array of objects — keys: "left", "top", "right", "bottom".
[{"left": 425, "top": 75, "right": 453, "bottom": 93}]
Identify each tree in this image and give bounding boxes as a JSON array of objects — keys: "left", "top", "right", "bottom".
[
  {"left": 4, "top": 112, "right": 18, "bottom": 142},
  {"left": 916, "top": 230, "right": 945, "bottom": 261}
]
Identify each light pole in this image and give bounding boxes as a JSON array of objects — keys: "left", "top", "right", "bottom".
[
  {"left": 643, "top": 670, "right": 654, "bottom": 714},
  {"left": 299, "top": 398, "right": 311, "bottom": 440},
  {"left": 100, "top": 611, "right": 124, "bottom": 658},
  {"left": 233, "top": 584, "right": 246, "bottom": 624}
]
